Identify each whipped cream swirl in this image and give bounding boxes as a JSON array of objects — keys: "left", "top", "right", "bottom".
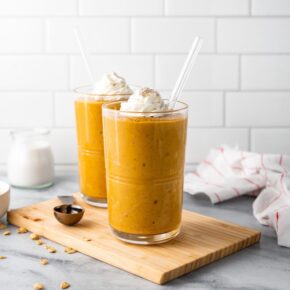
[
  {"left": 92, "top": 72, "right": 133, "bottom": 96},
  {"left": 120, "top": 87, "right": 167, "bottom": 113}
]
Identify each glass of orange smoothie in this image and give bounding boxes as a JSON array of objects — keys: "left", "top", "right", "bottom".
[
  {"left": 74, "top": 72, "right": 132, "bottom": 207},
  {"left": 102, "top": 88, "right": 188, "bottom": 244}
]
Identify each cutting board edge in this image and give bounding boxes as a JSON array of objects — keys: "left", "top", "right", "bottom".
[
  {"left": 158, "top": 229, "right": 261, "bottom": 284},
  {"left": 182, "top": 208, "right": 261, "bottom": 236}
]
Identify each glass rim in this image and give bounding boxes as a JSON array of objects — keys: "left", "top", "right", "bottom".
[
  {"left": 102, "top": 100, "right": 188, "bottom": 115},
  {"left": 10, "top": 128, "right": 50, "bottom": 138},
  {"left": 74, "top": 84, "right": 137, "bottom": 97}
]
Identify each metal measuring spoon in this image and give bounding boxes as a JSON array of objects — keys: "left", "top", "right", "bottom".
[{"left": 53, "top": 195, "right": 85, "bottom": 226}]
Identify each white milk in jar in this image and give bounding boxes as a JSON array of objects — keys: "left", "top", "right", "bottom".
[{"left": 7, "top": 128, "right": 54, "bottom": 189}]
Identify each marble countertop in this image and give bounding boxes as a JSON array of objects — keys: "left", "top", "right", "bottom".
[{"left": 0, "top": 173, "right": 289, "bottom": 290}]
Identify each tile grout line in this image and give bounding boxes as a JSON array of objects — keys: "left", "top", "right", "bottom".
[
  {"left": 41, "top": 18, "right": 46, "bottom": 53},
  {"left": 1, "top": 15, "right": 290, "bottom": 19},
  {"left": 130, "top": 17, "right": 133, "bottom": 53},
  {"left": 222, "top": 91, "right": 226, "bottom": 127},
  {"left": 52, "top": 92, "right": 56, "bottom": 127},
  {"left": 238, "top": 54, "right": 242, "bottom": 90},
  {"left": 1, "top": 52, "right": 290, "bottom": 56},
  {"left": 77, "top": 0, "right": 81, "bottom": 16},
  {"left": 248, "top": 128, "right": 252, "bottom": 151},
  {"left": 214, "top": 17, "right": 218, "bottom": 53},
  {"left": 68, "top": 54, "right": 72, "bottom": 91}
]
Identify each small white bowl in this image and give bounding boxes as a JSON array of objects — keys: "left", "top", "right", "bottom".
[{"left": 0, "top": 181, "right": 10, "bottom": 218}]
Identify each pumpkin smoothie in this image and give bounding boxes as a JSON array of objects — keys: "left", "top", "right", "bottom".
[
  {"left": 74, "top": 72, "right": 132, "bottom": 207},
  {"left": 103, "top": 88, "right": 188, "bottom": 244}
]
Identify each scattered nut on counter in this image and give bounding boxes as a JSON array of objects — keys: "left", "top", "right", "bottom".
[
  {"left": 17, "top": 227, "right": 28, "bottom": 234},
  {"left": 30, "top": 233, "right": 40, "bottom": 240},
  {"left": 3, "top": 231, "right": 11, "bottom": 236},
  {"left": 36, "top": 240, "right": 44, "bottom": 246},
  {"left": 64, "top": 247, "right": 77, "bottom": 254},
  {"left": 33, "top": 283, "right": 44, "bottom": 290},
  {"left": 82, "top": 237, "right": 92, "bottom": 241},
  {"left": 60, "top": 282, "right": 70, "bottom": 289},
  {"left": 45, "top": 245, "right": 56, "bottom": 253},
  {"left": 40, "top": 258, "right": 48, "bottom": 265},
  {"left": 0, "top": 224, "right": 73, "bottom": 289}
]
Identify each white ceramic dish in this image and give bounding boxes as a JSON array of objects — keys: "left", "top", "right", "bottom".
[{"left": 0, "top": 181, "right": 10, "bottom": 218}]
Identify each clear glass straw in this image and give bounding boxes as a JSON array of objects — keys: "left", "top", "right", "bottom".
[
  {"left": 169, "top": 37, "right": 203, "bottom": 109},
  {"left": 73, "top": 27, "right": 95, "bottom": 84}
]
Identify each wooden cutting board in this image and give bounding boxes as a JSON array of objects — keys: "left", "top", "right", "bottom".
[{"left": 8, "top": 194, "right": 260, "bottom": 284}]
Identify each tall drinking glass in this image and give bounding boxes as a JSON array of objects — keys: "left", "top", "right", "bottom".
[
  {"left": 74, "top": 86, "right": 131, "bottom": 207},
  {"left": 102, "top": 101, "right": 188, "bottom": 244}
]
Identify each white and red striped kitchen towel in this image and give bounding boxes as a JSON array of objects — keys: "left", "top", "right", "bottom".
[{"left": 184, "top": 146, "right": 290, "bottom": 248}]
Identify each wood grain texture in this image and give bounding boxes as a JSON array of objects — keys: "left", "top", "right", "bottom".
[{"left": 7, "top": 194, "right": 261, "bottom": 284}]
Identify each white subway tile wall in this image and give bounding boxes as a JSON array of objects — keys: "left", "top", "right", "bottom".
[
  {"left": 186, "top": 128, "right": 249, "bottom": 163},
  {"left": 0, "top": 19, "right": 44, "bottom": 53},
  {"left": 156, "top": 55, "right": 239, "bottom": 90},
  {"left": 132, "top": 18, "right": 215, "bottom": 53},
  {"left": 70, "top": 55, "right": 154, "bottom": 88},
  {"left": 46, "top": 18, "right": 130, "bottom": 53},
  {"left": 165, "top": 0, "right": 249, "bottom": 16},
  {"left": 217, "top": 18, "right": 290, "bottom": 53},
  {"left": 0, "top": 93, "right": 53, "bottom": 127},
  {"left": 79, "top": 0, "right": 164, "bottom": 16},
  {"left": 0, "top": 0, "right": 289, "bottom": 167},
  {"left": 0, "top": 56, "right": 68, "bottom": 90},
  {"left": 251, "top": 129, "right": 290, "bottom": 155},
  {"left": 241, "top": 55, "right": 290, "bottom": 90}
]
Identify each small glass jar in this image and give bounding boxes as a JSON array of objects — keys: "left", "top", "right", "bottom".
[{"left": 7, "top": 128, "right": 54, "bottom": 189}]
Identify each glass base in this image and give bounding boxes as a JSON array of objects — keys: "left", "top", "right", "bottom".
[
  {"left": 11, "top": 181, "right": 54, "bottom": 190},
  {"left": 110, "top": 226, "right": 180, "bottom": 245},
  {"left": 81, "top": 193, "right": 107, "bottom": 208}
]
